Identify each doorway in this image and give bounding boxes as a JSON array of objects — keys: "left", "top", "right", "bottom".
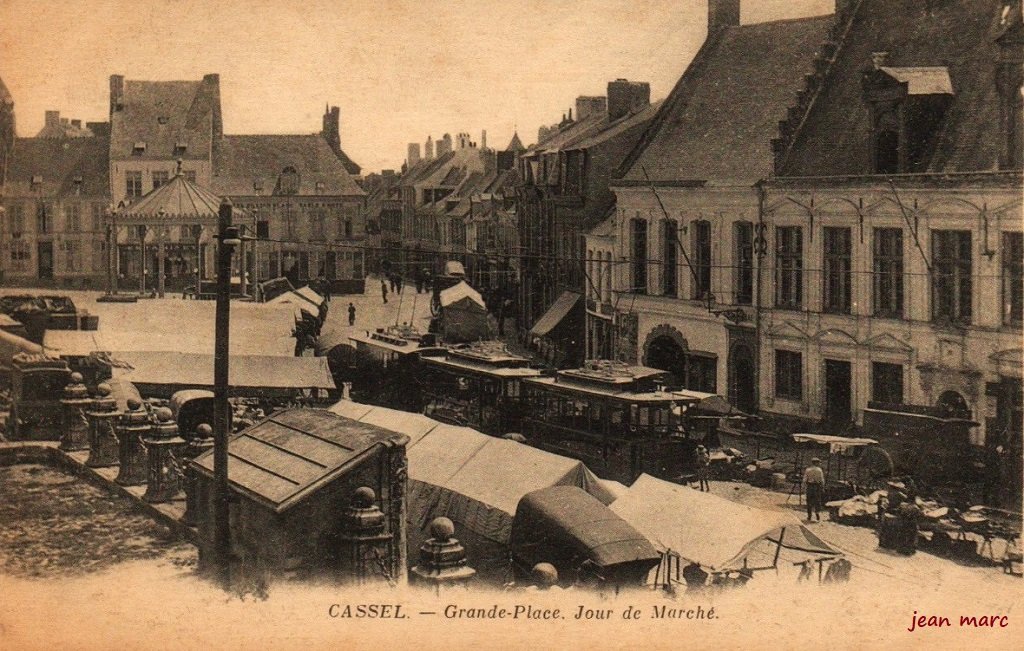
[
  {"left": 824, "top": 359, "right": 852, "bottom": 427},
  {"left": 645, "top": 335, "right": 687, "bottom": 386},
  {"left": 37, "top": 241, "right": 53, "bottom": 279},
  {"left": 729, "top": 343, "right": 757, "bottom": 414}
]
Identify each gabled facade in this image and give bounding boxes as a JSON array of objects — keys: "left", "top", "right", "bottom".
[
  {"left": 517, "top": 80, "right": 660, "bottom": 366},
  {"left": 0, "top": 128, "right": 111, "bottom": 287},
  {"left": 608, "top": 3, "right": 834, "bottom": 407}
]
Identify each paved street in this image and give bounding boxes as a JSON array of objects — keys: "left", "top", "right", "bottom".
[{"left": 316, "top": 275, "right": 437, "bottom": 354}]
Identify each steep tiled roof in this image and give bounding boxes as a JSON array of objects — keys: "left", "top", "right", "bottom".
[
  {"left": 110, "top": 79, "right": 219, "bottom": 160},
  {"left": 4, "top": 136, "right": 110, "bottom": 197},
  {"left": 568, "top": 100, "right": 664, "bottom": 151},
  {"left": 780, "top": 0, "right": 1014, "bottom": 175},
  {"left": 506, "top": 132, "right": 525, "bottom": 152},
  {"left": 213, "top": 134, "right": 364, "bottom": 196},
  {"left": 620, "top": 15, "right": 834, "bottom": 184},
  {"left": 0, "top": 76, "right": 12, "bottom": 104}
]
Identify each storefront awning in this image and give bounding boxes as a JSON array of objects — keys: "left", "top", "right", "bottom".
[{"left": 529, "top": 291, "right": 581, "bottom": 337}]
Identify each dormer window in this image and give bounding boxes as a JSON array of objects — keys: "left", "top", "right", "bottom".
[
  {"left": 133, "top": 141, "right": 147, "bottom": 154},
  {"left": 862, "top": 60, "right": 953, "bottom": 174},
  {"left": 277, "top": 166, "right": 300, "bottom": 195},
  {"left": 157, "top": 116, "right": 169, "bottom": 125},
  {"left": 315, "top": 181, "right": 325, "bottom": 194},
  {"left": 174, "top": 141, "right": 187, "bottom": 154},
  {"left": 253, "top": 179, "right": 264, "bottom": 193},
  {"left": 31, "top": 174, "right": 43, "bottom": 185}
]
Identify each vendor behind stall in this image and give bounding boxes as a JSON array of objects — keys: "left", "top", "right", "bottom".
[{"left": 803, "top": 457, "right": 825, "bottom": 522}]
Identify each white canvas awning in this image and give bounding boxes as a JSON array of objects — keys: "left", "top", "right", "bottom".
[{"left": 611, "top": 474, "right": 839, "bottom": 572}]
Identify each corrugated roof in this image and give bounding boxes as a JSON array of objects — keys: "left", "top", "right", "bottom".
[
  {"left": 192, "top": 408, "right": 406, "bottom": 512},
  {"left": 213, "top": 134, "right": 364, "bottom": 196},
  {"left": 781, "top": 0, "right": 1009, "bottom": 175},
  {"left": 621, "top": 14, "right": 834, "bottom": 184},
  {"left": 118, "top": 171, "right": 223, "bottom": 219},
  {"left": 4, "top": 136, "right": 110, "bottom": 197},
  {"left": 110, "top": 79, "right": 218, "bottom": 161}
]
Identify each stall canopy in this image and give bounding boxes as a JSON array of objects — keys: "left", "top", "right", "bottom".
[
  {"left": 529, "top": 290, "right": 581, "bottom": 338},
  {"left": 792, "top": 433, "right": 878, "bottom": 454},
  {"left": 511, "top": 485, "right": 660, "bottom": 585},
  {"left": 326, "top": 398, "right": 615, "bottom": 581},
  {"left": 111, "top": 350, "right": 334, "bottom": 398},
  {"left": 611, "top": 474, "right": 839, "bottom": 573},
  {"left": 672, "top": 390, "right": 751, "bottom": 418},
  {"left": 437, "top": 281, "right": 489, "bottom": 343}
]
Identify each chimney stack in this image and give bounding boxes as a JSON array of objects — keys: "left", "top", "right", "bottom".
[
  {"left": 322, "top": 105, "right": 341, "bottom": 155},
  {"left": 71, "top": 119, "right": 82, "bottom": 129},
  {"left": 607, "top": 79, "right": 651, "bottom": 121},
  {"left": 45, "top": 110, "right": 60, "bottom": 127},
  {"left": 708, "top": 0, "right": 740, "bottom": 33},
  {"left": 407, "top": 142, "right": 421, "bottom": 166},
  {"left": 481, "top": 130, "right": 487, "bottom": 150},
  {"left": 109, "top": 75, "right": 124, "bottom": 114},
  {"left": 424, "top": 135, "right": 434, "bottom": 161},
  {"left": 576, "top": 96, "right": 608, "bottom": 122}
]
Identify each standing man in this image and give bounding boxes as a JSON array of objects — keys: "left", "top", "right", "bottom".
[
  {"left": 381, "top": 278, "right": 389, "bottom": 304},
  {"left": 694, "top": 445, "right": 711, "bottom": 492},
  {"left": 348, "top": 302, "right": 356, "bottom": 326},
  {"left": 803, "top": 457, "right": 825, "bottom": 522}
]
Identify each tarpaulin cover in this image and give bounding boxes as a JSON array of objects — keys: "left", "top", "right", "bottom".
[
  {"left": 438, "top": 282, "right": 489, "bottom": 343},
  {"left": 112, "top": 351, "right": 335, "bottom": 395},
  {"left": 610, "top": 474, "right": 839, "bottom": 572},
  {"left": 529, "top": 291, "right": 580, "bottom": 337},
  {"left": 511, "top": 486, "right": 660, "bottom": 578},
  {"left": 792, "top": 433, "right": 878, "bottom": 454},
  {"left": 325, "top": 398, "right": 617, "bottom": 582},
  {"left": 1, "top": 329, "right": 43, "bottom": 372}
]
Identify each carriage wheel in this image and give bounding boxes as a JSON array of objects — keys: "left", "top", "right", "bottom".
[{"left": 853, "top": 445, "right": 895, "bottom": 493}]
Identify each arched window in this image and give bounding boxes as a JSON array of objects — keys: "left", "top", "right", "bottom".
[{"left": 278, "top": 166, "right": 300, "bottom": 195}]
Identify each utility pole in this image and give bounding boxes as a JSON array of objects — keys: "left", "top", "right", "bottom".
[{"left": 213, "top": 197, "right": 239, "bottom": 587}]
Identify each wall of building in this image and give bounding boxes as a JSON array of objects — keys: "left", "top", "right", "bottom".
[{"left": 758, "top": 181, "right": 1022, "bottom": 445}]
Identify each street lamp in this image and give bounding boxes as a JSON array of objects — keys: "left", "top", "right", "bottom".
[{"left": 212, "top": 197, "right": 239, "bottom": 588}]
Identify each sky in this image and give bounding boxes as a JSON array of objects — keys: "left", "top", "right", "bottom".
[{"left": 0, "top": 0, "right": 834, "bottom": 174}]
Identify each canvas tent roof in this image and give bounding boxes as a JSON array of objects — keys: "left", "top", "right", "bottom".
[
  {"left": 529, "top": 291, "right": 581, "bottom": 337},
  {"left": 111, "top": 350, "right": 334, "bottom": 394},
  {"left": 1, "top": 330, "right": 44, "bottom": 372},
  {"left": 611, "top": 474, "right": 838, "bottom": 571},
  {"left": 439, "top": 281, "right": 484, "bottom": 309}
]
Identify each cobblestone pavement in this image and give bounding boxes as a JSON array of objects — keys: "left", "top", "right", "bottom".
[{"left": 0, "top": 464, "right": 194, "bottom": 578}]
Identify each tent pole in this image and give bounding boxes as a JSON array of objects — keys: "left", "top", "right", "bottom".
[{"left": 772, "top": 527, "right": 785, "bottom": 571}]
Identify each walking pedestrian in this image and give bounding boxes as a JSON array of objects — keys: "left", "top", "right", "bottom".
[
  {"left": 695, "top": 445, "right": 711, "bottom": 492},
  {"left": 803, "top": 457, "right": 825, "bottom": 522},
  {"left": 381, "top": 279, "right": 389, "bottom": 304},
  {"left": 348, "top": 302, "right": 356, "bottom": 326}
]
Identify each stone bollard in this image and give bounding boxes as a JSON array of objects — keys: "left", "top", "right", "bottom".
[
  {"left": 85, "top": 383, "right": 121, "bottom": 468},
  {"left": 115, "top": 398, "right": 150, "bottom": 486},
  {"left": 410, "top": 517, "right": 475, "bottom": 589},
  {"left": 143, "top": 407, "right": 187, "bottom": 503},
  {"left": 182, "top": 423, "right": 214, "bottom": 527},
  {"left": 59, "top": 372, "right": 92, "bottom": 452},
  {"left": 339, "top": 487, "right": 393, "bottom": 585}
]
